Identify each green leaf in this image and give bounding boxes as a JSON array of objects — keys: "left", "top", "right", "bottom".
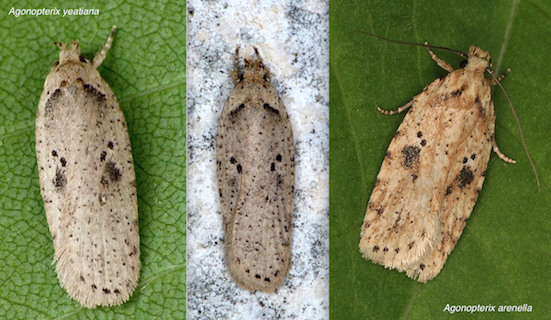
[
  {"left": 0, "top": 1, "right": 186, "bottom": 318},
  {"left": 330, "top": 0, "right": 551, "bottom": 319}
]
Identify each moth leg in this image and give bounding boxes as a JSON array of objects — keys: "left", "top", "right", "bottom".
[
  {"left": 93, "top": 25, "right": 116, "bottom": 68},
  {"left": 491, "top": 136, "right": 516, "bottom": 163},
  {"left": 489, "top": 68, "right": 511, "bottom": 85},
  {"left": 488, "top": 93, "right": 516, "bottom": 164},
  {"left": 425, "top": 42, "right": 454, "bottom": 72},
  {"left": 378, "top": 99, "right": 414, "bottom": 115},
  {"left": 490, "top": 120, "right": 516, "bottom": 164}
]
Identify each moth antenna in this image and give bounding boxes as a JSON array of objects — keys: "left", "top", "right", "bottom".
[
  {"left": 354, "top": 30, "right": 467, "bottom": 59},
  {"left": 487, "top": 68, "right": 541, "bottom": 192}
]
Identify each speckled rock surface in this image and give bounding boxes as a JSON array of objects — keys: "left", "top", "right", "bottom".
[{"left": 186, "top": 1, "right": 329, "bottom": 319}]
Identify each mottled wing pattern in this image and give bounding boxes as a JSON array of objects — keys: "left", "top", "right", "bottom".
[
  {"left": 360, "top": 48, "right": 495, "bottom": 281},
  {"left": 360, "top": 78, "right": 449, "bottom": 271}
]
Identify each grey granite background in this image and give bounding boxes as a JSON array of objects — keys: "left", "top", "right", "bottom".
[{"left": 186, "top": 0, "right": 329, "bottom": 319}]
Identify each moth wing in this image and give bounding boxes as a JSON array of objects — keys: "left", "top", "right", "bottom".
[
  {"left": 36, "top": 88, "right": 66, "bottom": 252},
  {"left": 360, "top": 79, "right": 447, "bottom": 271},
  {"left": 216, "top": 89, "right": 245, "bottom": 235},
  {"left": 217, "top": 81, "right": 294, "bottom": 292},
  {"left": 406, "top": 81, "right": 494, "bottom": 282},
  {"left": 36, "top": 77, "right": 139, "bottom": 307}
]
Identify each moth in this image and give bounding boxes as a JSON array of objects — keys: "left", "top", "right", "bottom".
[
  {"left": 36, "top": 26, "right": 140, "bottom": 307},
  {"left": 359, "top": 43, "right": 531, "bottom": 282},
  {"left": 216, "top": 47, "right": 295, "bottom": 292}
]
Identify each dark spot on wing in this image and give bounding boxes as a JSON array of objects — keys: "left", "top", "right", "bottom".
[
  {"left": 449, "top": 84, "right": 467, "bottom": 98},
  {"left": 105, "top": 160, "right": 122, "bottom": 182},
  {"left": 83, "top": 84, "right": 106, "bottom": 103},
  {"left": 263, "top": 103, "right": 279, "bottom": 114},
  {"left": 402, "top": 145, "right": 421, "bottom": 168},
  {"left": 230, "top": 103, "right": 246, "bottom": 118},
  {"left": 45, "top": 89, "right": 64, "bottom": 117},
  {"left": 457, "top": 166, "right": 474, "bottom": 188},
  {"left": 54, "top": 168, "right": 66, "bottom": 191}
]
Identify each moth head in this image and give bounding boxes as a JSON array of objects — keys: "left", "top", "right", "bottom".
[
  {"left": 55, "top": 40, "right": 83, "bottom": 65},
  {"left": 465, "top": 46, "right": 492, "bottom": 71},
  {"left": 51, "top": 26, "right": 115, "bottom": 72},
  {"left": 47, "top": 40, "right": 94, "bottom": 81},
  {"left": 50, "top": 40, "right": 93, "bottom": 75},
  {"left": 235, "top": 46, "right": 271, "bottom": 83}
]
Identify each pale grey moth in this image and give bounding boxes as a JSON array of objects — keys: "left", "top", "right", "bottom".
[
  {"left": 216, "top": 47, "right": 295, "bottom": 292},
  {"left": 35, "top": 26, "right": 139, "bottom": 308}
]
